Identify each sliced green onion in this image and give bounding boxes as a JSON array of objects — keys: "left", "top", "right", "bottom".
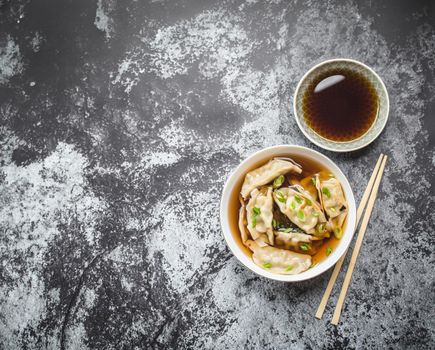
[
  {"left": 322, "top": 187, "right": 331, "bottom": 198},
  {"left": 294, "top": 195, "right": 302, "bottom": 204},
  {"left": 263, "top": 262, "right": 272, "bottom": 269},
  {"left": 283, "top": 228, "right": 293, "bottom": 233},
  {"left": 276, "top": 191, "right": 286, "bottom": 203},
  {"left": 297, "top": 210, "right": 305, "bottom": 221},
  {"left": 273, "top": 175, "right": 285, "bottom": 189},
  {"left": 285, "top": 265, "right": 293, "bottom": 272},
  {"left": 305, "top": 198, "right": 312, "bottom": 206},
  {"left": 326, "top": 247, "right": 332, "bottom": 256},
  {"left": 311, "top": 177, "right": 316, "bottom": 186},
  {"left": 313, "top": 211, "right": 320, "bottom": 217},
  {"left": 291, "top": 200, "right": 297, "bottom": 210},
  {"left": 272, "top": 218, "right": 277, "bottom": 229},
  {"left": 334, "top": 227, "right": 342, "bottom": 238},
  {"left": 252, "top": 216, "right": 257, "bottom": 228},
  {"left": 251, "top": 207, "right": 261, "bottom": 228},
  {"left": 300, "top": 243, "right": 310, "bottom": 251}
]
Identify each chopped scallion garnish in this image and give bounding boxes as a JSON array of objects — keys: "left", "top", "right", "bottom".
[
  {"left": 297, "top": 210, "right": 305, "bottom": 221},
  {"left": 251, "top": 207, "right": 261, "bottom": 228},
  {"left": 263, "top": 262, "right": 272, "bottom": 269},
  {"left": 333, "top": 227, "right": 342, "bottom": 238},
  {"left": 300, "top": 243, "right": 310, "bottom": 251},
  {"left": 276, "top": 191, "right": 286, "bottom": 203},
  {"left": 273, "top": 175, "right": 285, "bottom": 189},
  {"left": 326, "top": 247, "right": 332, "bottom": 256},
  {"left": 252, "top": 216, "right": 257, "bottom": 228},
  {"left": 322, "top": 187, "right": 331, "bottom": 198},
  {"left": 285, "top": 265, "right": 293, "bottom": 272}
]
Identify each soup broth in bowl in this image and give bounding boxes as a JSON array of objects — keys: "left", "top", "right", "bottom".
[{"left": 221, "top": 145, "right": 356, "bottom": 282}]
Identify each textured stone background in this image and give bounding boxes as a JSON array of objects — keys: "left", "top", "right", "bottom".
[{"left": 0, "top": 0, "right": 434, "bottom": 349}]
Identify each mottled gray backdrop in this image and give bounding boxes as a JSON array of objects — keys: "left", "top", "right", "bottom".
[{"left": 0, "top": 0, "right": 434, "bottom": 349}]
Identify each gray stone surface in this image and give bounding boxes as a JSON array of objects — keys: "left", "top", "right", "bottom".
[{"left": 0, "top": 0, "right": 434, "bottom": 349}]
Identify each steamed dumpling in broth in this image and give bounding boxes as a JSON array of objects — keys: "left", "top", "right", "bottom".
[
  {"left": 236, "top": 156, "right": 348, "bottom": 275},
  {"left": 326, "top": 209, "right": 348, "bottom": 239},
  {"left": 240, "top": 159, "right": 302, "bottom": 199},
  {"left": 316, "top": 176, "right": 347, "bottom": 219},
  {"left": 274, "top": 230, "right": 324, "bottom": 255},
  {"left": 273, "top": 186, "right": 326, "bottom": 234},
  {"left": 238, "top": 200, "right": 249, "bottom": 244},
  {"left": 246, "top": 187, "right": 274, "bottom": 245},
  {"left": 246, "top": 240, "right": 312, "bottom": 275}
]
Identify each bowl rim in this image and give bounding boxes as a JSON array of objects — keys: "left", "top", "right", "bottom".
[
  {"left": 220, "top": 145, "right": 357, "bottom": 282},
  {"left": 293, "top": 58, "right": 390, "bottom": 152}
]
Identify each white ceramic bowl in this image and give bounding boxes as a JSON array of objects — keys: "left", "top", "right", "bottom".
[{"left": 220, "top": 145, "right": 356, "bottom": 282}]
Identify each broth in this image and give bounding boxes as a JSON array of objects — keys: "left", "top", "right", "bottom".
[
  {"left": 228, "top": 155, "right": 347, "bottom": 266},
  {"left": 302, "top": 67, "right": 379, "bottom": 142}
]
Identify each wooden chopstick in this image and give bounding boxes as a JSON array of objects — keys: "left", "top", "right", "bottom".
[
  {"left": 315, "top": 154, "right": 384, "bottom": 320},
  {"left": 331, "top": 155, "right": 388, "bottom": 325}
]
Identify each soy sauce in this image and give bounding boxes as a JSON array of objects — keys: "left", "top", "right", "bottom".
[{"left": 302, "top": 68, "right": 379, "bottom": 142}]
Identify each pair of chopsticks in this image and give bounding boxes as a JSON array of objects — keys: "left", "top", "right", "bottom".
[{"left": 315, "top": 153, "right": 388, "bottom": 325}]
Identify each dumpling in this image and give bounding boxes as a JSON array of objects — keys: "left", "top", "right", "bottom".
[
  {"left": 238, "top": 198, "right": 250, "bottom": 244},
  {"left": 274, "top": 230, "right": 324, "bottom": 254},
  {"left": 246, "top": 240, "right": 312, "bottom": 275},
  {"left": 274, "top": 230, "right": 312, "bottom": 247},
  {"left": 326, "top": 209, "right": 348, "bottom": 239},
  {"left": 273, "top": 186, "right": 326, "bottom": 234},
  {"left": 240, "top": 159, "right": 302, "bottom": 199},
  {"left": 246, "top": 187, "right": 274, "bottom": 245},
  {"left": 312, "top": 222, "right": 331, "bottom": 239},
  {"left": 316, "top": 176, "right": 347, "bottom": 219}
]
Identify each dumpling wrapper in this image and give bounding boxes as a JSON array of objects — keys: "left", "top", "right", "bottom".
[
  {"left": 246, "top": 240, "right": 312, "bottom": 275},
  {"left": 317, "top": 177, "right": 347, "bottom": 219},
  {"left": 239, "top": 196, "right": 268, "bottom": 247},
  {"left": 312, "top": 222, "right": 331, "bottom": 239},
  {"left": 326, "top": 209, "right": 348, "bottom": 239},
  {"left": 238, "top": 203, "right": 250, "bottom": 244},
  {"left": 246, "top": 187, "right": 274, "bottom": 245},
  {"left": 240, "top": 159, "right": 302, "bottom": 199},
  {"left": 275, "top": 230, "right": 324, "bottom": 255},
  {"left": 273, "top": 186, "right": 326, "bottom": 234}
]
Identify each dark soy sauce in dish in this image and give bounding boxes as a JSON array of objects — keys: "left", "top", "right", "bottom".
[{"left": 302, "top": 67, "right": 379, "bottom": 142}]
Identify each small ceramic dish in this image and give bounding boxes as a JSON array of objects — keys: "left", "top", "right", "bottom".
[
  {"left": 220, "top": 145, "right": 356, "bottom": 282},
  {"left": 293, "top": 58, "right": 389, "bottom": 152}
]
